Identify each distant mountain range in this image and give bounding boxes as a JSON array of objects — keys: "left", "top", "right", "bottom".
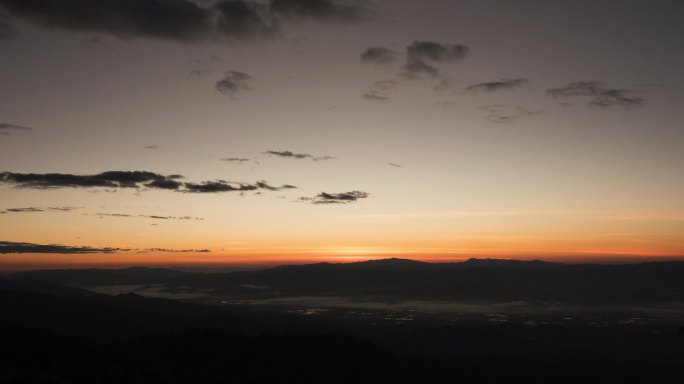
[{"left": 8, "top": 258, "right": 684, "bottom": 304}]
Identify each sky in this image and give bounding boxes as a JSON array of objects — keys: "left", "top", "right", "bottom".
[{"left": 1, "top": 0, "right": 684, "bottom": 269}]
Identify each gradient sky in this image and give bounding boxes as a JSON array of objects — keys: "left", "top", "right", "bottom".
[{"left": 1, "top": 0, "right": 684, "bottom": 269}]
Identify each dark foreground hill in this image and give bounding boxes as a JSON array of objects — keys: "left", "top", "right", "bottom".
[
  {"left": 1, "top": 286, "right": 684, "bottom": 384},
  {"left": 2, "top": 270, "right": 684, "bottom": 383}
]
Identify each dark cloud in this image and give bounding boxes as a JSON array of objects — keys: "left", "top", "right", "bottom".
[
  {"left": 0, "top": 0, "right": 212, "bottom": 41},
  {"left": 221, "top": 157, "right": 252, "bottom": 163},
  {"left": 265, "top": 150, "right": 335, "bottom": 161},
  {"left": 547, "top": 81, "right": 644, "bottom": 109},
  {"left": 465, "top": 78, "right": 528, "bottom": 93},
  {"left": 400, "top": 41, "right": 469, "bottom": 79},
  {"left": 0, "top": 0, "right": 368, "bottom": 42},
  {"left": 271, "top": 0, "right": 370, "bottom": 21},
  {"left": 387, "top": 162, "right": 402, "bottom": 168},
  {"left": 406, "top": 41, "right": 469, "bottom": 64},
  {"left": 300, "top": 191, "right": 369, "bottom": 204},
  {"left": 401, "top": 59, "right": 439, "bottom": 79},
  {"left": 0, "top": 241, "right": 128, "bottom": 254},
  {"left": 478, "top": 104, "right": 542, "bottom": 124},
  {"left": 182, "top": 181, "right": 250, "bottom": 193},
  {"left": 0, "top": 123, "right": 32, "bottom": 136},
  {"left": 215, "top": 71, "right": 253, "bottom": 97},
  {"left": 213, "top": 0, "right": 276, "bottom": 39},
  {"left": 1, "top": 207, "right": 42, "bottom": 213},
  {"left": 0, "top": 170, "right": 294, "bottom": 193},
  {"left": 0, "top": 171, "right": 183, "bottom": 189},
  {"left": 143, "top": 145, "right": 159, "bottom": 150},
  {"left": 1, "top": 206, "right": 80, "bottom": 214},
  {"left": 360, "top": 46, "right": 399, "bottom": 65},
  {"left": 255, "top": 181, "right": 297, "bottom": 191},
  {"left": 182, "top": 180, "right": 294, "bottom": 193}
]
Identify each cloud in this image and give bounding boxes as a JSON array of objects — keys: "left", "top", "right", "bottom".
[
  {"left": 0, "top": 123, "right": 32, "bottom": 136},
  {"left": 212, "top": 1, "right": 277, "bottom": 39},
  {"left": 465, "top": 78, "right": 528, "bottom": 93},
  {"left": 1, "top": 206, "right": 80, "bottom": 214},
  {"left": 265, "top": 150, "right": 335, "bottom": 161},
  {"left": 387, "top": 162, "right": 402, "bottom": 168},
  {"left": 478, "top": 104, "right": 541, "bottom": 124},
  {"left": 0, "top": 0, "right": 369, "bottom": 42},
  {"left": 400, "top": 41, "right": 469, "bottom": 79},
  {"left": 255, "top": 181, "right": 297, "bottom": 191},
  {"left": 0, "top": 0, "right": 215, "bottom": 41},
  {"left": 360, "top": 46, "right": 399, "bottom": 65},
  {"left": 401, "top": 59, "right": 439, "bottom": 79},
  {"left": 143, "top": 145, "right": 159, "bottom": 150},
  {"left": 271, "top": 0, "right": 370, "bottom": 21},
  {"left": 143, "top": 248, "right": 210, "bottom": 253},
  {"left": 221, "top": 157, "right": 252, "bottom": 164},
  {"left": 547, "top": 81, "right": 644, "bottom": 109},
  {"left": 0, "top": 241, "right": 128, "bottom": 254},
  {"left": 93, "top": 213, "right": 204, "bottom": 221},
  {"left": 0, "top": 171, "right": 184, "bottom": 189},
  {"left": 0, "top": 170, "right": 295, "bottom": 193},
  {"left": 215, "top": 71, "right": 253, "bottom": 97},
  {"left": 362, "top": 79, "right": 396, "bottom": 101},
  {"left": 300, "top": 191, "right": 370, "bottom": 204},
  {"left": 182, "top": 180, "right": 294, "bottom": 193},
  {"left": 406, "top": 41, "right": 469, "bottom": 64}
]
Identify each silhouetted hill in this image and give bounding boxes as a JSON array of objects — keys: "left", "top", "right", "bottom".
[
  {"left": 13, "top": 266, "right": 189, "bottom": 287},
  {"left": 10, "top": 259, "right": 684, "bottom": 304},
  {"left": 0, "top": 276, "right": 92, "bottom": 297}
]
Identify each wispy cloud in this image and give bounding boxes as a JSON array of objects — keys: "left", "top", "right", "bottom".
[
  {"left": 0, "top": 241, "right": 128, "bottom": 254},
  {"left": 1, "top": 206, "right": 80, "bottom": 214},
  {"left": 360, "top": 46, "right": 400, "bottom": 65},
  {"left": 142, "top": 248, "right": 210, "bottom": 253},
  {"left": 300, "top": 191, "right": 370, "bottom": 204},
  {"left": 0, "top": 123, "right": 32, "bottom": 136},
  {"left": 362, "top": 92, "right": 390, "bottom": 101},
  {"left": 265, "top": 150, "right": 335, "bottom": 161},
  {"left": 221, "top": 157, "right": 252, "bottom": 164},
  {"left": 215, "top": 70, "right": 253, "bottom": 97},
  {"left": 93, "top": 213, "right": 204, "bottom": 221},
  {"left": 465, "top": 78, "right": 528, "bottom": 93},
  {"left": 547, "top": 81, "right": 644, "bottom": 109},
  {"left": 478, "top": 104, "right": 541, "bottom": 124},
  {"left": 361, "top": 79, "right": 397, "bottom": 101}
]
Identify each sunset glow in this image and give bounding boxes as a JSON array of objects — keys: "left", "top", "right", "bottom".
[{"left": 1, "top": 0, "right": 683, "bottom": 269}]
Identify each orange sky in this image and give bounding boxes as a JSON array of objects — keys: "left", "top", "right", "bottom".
[{"left": 2, "top": 0, "right": 683, "bottom": 270}]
